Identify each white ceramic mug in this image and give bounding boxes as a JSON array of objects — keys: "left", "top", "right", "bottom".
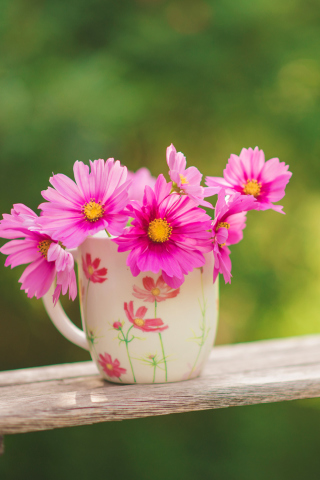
[{"left": 43, "top": 232, "right": 219, "bottom": 384}]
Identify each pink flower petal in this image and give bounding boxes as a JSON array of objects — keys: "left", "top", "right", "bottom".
[{"left": 142, "top": 276, "right": 156, "bottom": 291}]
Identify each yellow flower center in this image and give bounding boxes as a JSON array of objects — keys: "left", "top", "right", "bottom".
[
  {"left": 218, "top": 243, "right": 226, "bottom": 247},
  {"left": 148, "top": 218, "right": 172, "bottom": 243},
  {"left": 134, "top": 318, "right": 145, "bottom": 327},
  {"left": 151, "top": 287, "right": 160, "bottom": 296},
  {"left": 179, "top": 174, "right": 188, "bottom": 185},
  {"left": 106, "top": 363, "right": 113, "bottom": 370},
  {"left": 217, "top": 222, "right": 230, "bottom": 230},
  {"left": 37, "top": 240, "right": 52, "bottom": 259},
  {"left": 88, "top": 265, "right": 94, "bottom": 275},
  {"left": 243, "top": 179, "right": 261, "bottom": 198},
  {"left": 83, "top": 201, "right": 104, "bottom": 222}
]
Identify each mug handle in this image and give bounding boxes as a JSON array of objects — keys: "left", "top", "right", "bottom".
[{"left": 42, "top": 282, "right": 90, "bottom": 351}]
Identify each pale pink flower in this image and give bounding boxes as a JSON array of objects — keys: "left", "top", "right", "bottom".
[
  {"left": 211, "top": 190, "right": 257, "bottom": 284},
  {"left": 206, "top": 147, "right": 292, "bottom": 213},
  {"left": 133, "top": 274, "right": 180, "bottom": 303},
  {"left": 124, "top": 301, "right": 168, "bottom": 332},
  {"left": 127, "top": 167, "right": 156, "bottom": 203},
  {"left": 98, "top": 353, "right": 126, "bottom": 378},
  {"left": 0, "top": 204, "right": 77, "bottom": 304},
  {"left": 114, "top": 174, "right": 212, "bottom": 289},
  {"left": 167, "top": 144, "right": 218, "bottom": 208},
  {"left": 39, "top": 159, "right": 131, "bottom": 248},
  {"left": 82, "top": 253, "right": 107, "bottom": 283}
]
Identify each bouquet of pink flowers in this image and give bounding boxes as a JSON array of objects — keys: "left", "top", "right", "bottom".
[{"left": 0, "top": 145, "right": 292, "bottom": 305}]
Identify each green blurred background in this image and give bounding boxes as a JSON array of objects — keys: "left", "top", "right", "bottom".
[{"left": 1, "top": 0, "right": 320, "bottom": 478}]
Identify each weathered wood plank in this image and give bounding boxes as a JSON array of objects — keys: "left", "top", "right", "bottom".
[
  {"left": 1, "top": 334, "right": 320, "bottom": 435},
  {"left": 0, "top": 361, "right": 99, "bottom": 387}
]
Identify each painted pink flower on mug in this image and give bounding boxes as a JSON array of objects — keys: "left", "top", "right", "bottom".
[
  {"left": 98, "top": 353, "right": 126, "bottom": 378},
  {"left": 112, "top": 321, "right": 123, "bottom": 330},
  {"left": 82, "top": 253, "right": 107, "bottom": 283},
  {"left": 133, "top": 275, "right": 180, "bottom": 303},
  {"left": 124, "top": 301, "right": 168, "bottom": 332}
]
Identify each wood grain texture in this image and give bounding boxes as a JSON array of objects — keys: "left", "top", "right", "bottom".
[{"left": 1, "top": 334, "right": 320, "bottom": 435}]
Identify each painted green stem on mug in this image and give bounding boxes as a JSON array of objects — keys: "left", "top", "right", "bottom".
[
  {"left": 155, "top": 300, "right": 168, "bottom": 382},
  {"left": 119, "top": 325, "right": 136, "bottom": 383},
  {"left": 189, "top": 268, "right": 207, "bottom": 378},
  {"left": 158, "top": 332, "right": 167, "bottom": 382},
  {"left": 84, "top": 279, "right": 98, "bottom": 358}
]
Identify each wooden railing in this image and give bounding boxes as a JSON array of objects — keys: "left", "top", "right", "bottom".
[{"left": 0, "top": 334, "right": 320, "bottom": 448}]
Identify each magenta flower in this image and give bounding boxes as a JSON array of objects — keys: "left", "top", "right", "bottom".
[
  {"left": 133, "top": 274, "right": 180, "bottom": 303},
  {"left": 82, "top": 253, "right": 107, "bottom": 283},
  {"left": 167, "top": 144, "right": 218, "bottom": 208},
  {"left": 211, "top": 190, "right": 257, "bottom": 284},
  {"left": 38, "top": 159, "right": 131, "bottom": 248},
  {"left": 114, "top": 174, "right": 212, "bottom": 289},
  {"left": 0, "top": 204, "right": 77, "bottom": 304},
  {"left": 98, "top": 353, "right": 126, "bottom": 378},
  {"left": 127, "top": 167, "right": 156, "bottom": 203},
  {"left": 206, "top": 147, "right": 292, "bottom": 213},
  {"left": 124, "top": 301, "right": 168, "bottom": 332}
]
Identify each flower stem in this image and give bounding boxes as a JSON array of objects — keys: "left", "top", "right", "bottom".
[
  {"left": 155, "top": 300, "right": 168, "bottom": 382},
  {"left": 159, "top": 332, "right": 167, "bottom": 382},
  {"left": 84, "top": 280, "right": 93, "bottom": 354},
  {"left": 189, "top": 268, "right": 207, "bottom": 379},
  {"left": 85, "top": 279, "right": 90, "bottom": 322},
  {"left": 125, "top": 341, "right": 136, "bottom": 383},
  {"left": 153, "top": 364, "right": 156, "bottom": 383},
  {"left": 121, "top": 326, "right": 136, "bottom": 383},
  {"left": 189, "top": 345, "right": 202, "bottom": 379}
]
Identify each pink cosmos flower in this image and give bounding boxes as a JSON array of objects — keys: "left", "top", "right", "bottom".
[
  {"left": 206, "top": 147, "right": 292, "bottom": 213},
  {"left": 166, "top": 144, "right": 219, "bottom": 208},
  {"left": 114, "top": 174, "right": 212, "bottom": 289},
  {"left": 38, "top": 159, "right": 131, "bottom": 248},
  {"left": 127, "top": 167, "right": 156, "bottom": 203},
  {"left": 124, "top": 301, "right": 168, "bottom": 332},
  {"left": 82, "top": 253, "right": 107, "bottom": 283},
  {"left": 0, "top": 204, "right": 77, "bottom": 304},
  {"left": 211, "top": 190, "right": 257, "bottom": 284},
  {"left": 98, "top": 353, "right": 126, "bottom": 378},
  {"left": 133, "top": 275, "right": 180, "bottom": 303}
]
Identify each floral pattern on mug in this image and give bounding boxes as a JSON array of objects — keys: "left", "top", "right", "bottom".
[
  {"left": 124, "top": 301, "right": 168, "bottom": 332},
  {"left": 133, "top": 275, "right": 180, "bottom": 303},
  {"left": 112, "top": 321, "right": 123, "bottom": 330},
  {"left": 82, "top": 253, "right": 107, "bottom": 283},
  {"left": 98, "top": 353, "right": 126, "bottom": 378}
]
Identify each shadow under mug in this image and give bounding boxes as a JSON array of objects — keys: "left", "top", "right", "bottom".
[{"left": 43, "top": 232, "right": 219, "bottom": 384}]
